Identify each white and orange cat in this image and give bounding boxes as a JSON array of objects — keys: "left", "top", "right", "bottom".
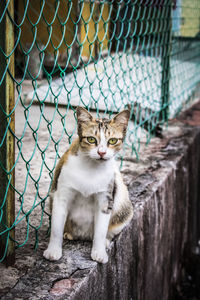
[{"left": 43, "top": 107, "right": 133, "bottom": 264}]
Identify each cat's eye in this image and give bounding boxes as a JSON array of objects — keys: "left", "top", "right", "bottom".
[
  {"left": 108, "top": 138, "right": 118, "bottom": 145},
  {"left": 87, "top": 136, "right": 97, "bottom": 144}
]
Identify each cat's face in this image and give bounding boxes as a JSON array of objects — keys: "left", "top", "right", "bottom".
[{"left": 76, "top": 107, "right": 130, "bottom": 161}]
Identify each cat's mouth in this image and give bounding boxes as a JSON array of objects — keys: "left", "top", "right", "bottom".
[{"left": 96, "top": 157, "right": 107, "bottom": 161}]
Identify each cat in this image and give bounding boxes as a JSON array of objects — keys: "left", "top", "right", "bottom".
[{"left": 43, "top": 107, "right": 133, "bottom": 264}]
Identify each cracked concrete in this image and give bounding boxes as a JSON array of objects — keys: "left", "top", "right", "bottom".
[{"left": 0, "top": 101, "right": 200, "bottom": 299}]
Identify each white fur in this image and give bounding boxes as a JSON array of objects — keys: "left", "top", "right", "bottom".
[
  {"left": 60, "top": 154, "right": 115, "bottom": 196},
  {"left": 43, "top": 152, "right": 117, "bottom": 263},
  {"left": 89, "top": 129, "right": 116, "bottom": 161},
  {"left": 44, "top": 109, "right": 132, "bottom": 264}
]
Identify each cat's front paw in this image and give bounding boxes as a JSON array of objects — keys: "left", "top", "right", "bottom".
[
  {"left": 91, "top": 247, "right": 108, "bottom": 264},
  {"left": 43, "top": 246, "right": 62, "bottom": 261}
]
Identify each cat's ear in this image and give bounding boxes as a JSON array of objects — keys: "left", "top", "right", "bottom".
[
  {"left": 76, "top": 107, "right": 93, "bottom": 123},
  {"left": 112, "top": 109, "right": 130, "bottom": 127}
]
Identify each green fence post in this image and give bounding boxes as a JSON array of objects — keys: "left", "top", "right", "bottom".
[
  {"left": 0, "top": 0, "right": 15, "bottom": 266},
  {"left": 160, "top": 1, "right": 172, "bottom": 122}
]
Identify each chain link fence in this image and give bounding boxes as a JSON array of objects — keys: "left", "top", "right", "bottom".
[{"left": 0, "top": 0, "right": 200, "bottom": 264}]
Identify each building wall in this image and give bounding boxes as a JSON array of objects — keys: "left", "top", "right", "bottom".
[
  {"left": 17, "top": 0, "right": 110, "bottom": 62},
  {"left": 181, "top": 0, "right": 200, "bottom": 37}
]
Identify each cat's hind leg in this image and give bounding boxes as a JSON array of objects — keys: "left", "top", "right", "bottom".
[
  {"left": 63, "top": 218, "right": 74, "bottom": 240},
  {"left": 107, "top": 202, "right": 133, "bottom": 241},
  {"left": 107, "top": 170, "right": 133, "bottom": 241},
  {"left": 63, "top": 232, "right": 74, "bottom": 240}
]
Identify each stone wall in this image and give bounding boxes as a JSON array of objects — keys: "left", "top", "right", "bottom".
[{"left": 0, "top": 102, "right": 200, "bottom": 300}]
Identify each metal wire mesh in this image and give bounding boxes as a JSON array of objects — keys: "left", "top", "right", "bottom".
[{"left": 0, "top": 0, "right": 200, "bottom": 264}]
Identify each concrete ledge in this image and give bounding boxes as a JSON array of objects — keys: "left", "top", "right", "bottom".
[{"left": 0, "top": 102, "right": 200, "bottom": 300}]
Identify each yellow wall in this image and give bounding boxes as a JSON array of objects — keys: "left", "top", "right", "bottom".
[
  {"left": 18, "top": 0, "right": 77, "bottom": 55},
  {"left": 181, "top": 0, "right": 200, "bottom": 37},
  {"left": 18, "top": 0, "right": 110, "bottom": 61},
  {"left": 79, "top": 2, "right": 110, "bottom": 59}
]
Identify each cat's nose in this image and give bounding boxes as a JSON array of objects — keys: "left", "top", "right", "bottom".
[{"left": 98, "top": 150, "right": 106, "bottom": 158}]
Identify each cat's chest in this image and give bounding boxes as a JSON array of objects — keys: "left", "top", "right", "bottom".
[{"left": 60, "top": 155, "right": 115, "bottom": 196}]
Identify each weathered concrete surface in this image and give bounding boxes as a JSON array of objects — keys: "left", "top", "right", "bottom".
[{"left": 0, "top": 102, "right": 200, "bottom": 300}]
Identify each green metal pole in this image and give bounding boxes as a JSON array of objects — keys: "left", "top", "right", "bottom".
[
  {"left": 0, "top": 0, "right": 15, "bottom": 266},
  {"left": 160, "top": 1, "right": 172, "bottom": 122}
]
